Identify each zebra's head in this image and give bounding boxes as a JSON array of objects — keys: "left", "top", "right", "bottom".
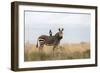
[{"left": 55, "top": 28, "right": 64, "bottom": 40}]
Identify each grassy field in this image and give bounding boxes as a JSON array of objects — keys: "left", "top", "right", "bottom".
[{"left": 24, "top": 42, "right": 90, "bottom": 61}]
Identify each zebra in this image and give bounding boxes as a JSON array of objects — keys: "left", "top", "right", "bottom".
[{"left": 36, "top": 28, "right": 64, "bottom": 53}]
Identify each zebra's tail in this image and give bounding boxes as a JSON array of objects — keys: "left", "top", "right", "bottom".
[{"left": 36, "top": 39, "right": 38, "bottom": 48}]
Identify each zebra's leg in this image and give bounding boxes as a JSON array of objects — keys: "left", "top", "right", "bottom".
[
  {"left": 39, "top": 44, "right": 44, "bottom": 53},
  {"left": 39, "top": 44, "right": 44, "bottom": 60},
  {"left": 52, "top": 45, "right": 57, "bottom": 56},
  {"left": 38, "top": 39, "right": 45, "bottom": 52}
]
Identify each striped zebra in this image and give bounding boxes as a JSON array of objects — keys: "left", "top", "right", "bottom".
[{"left": 36, "top": 28, "right": 64, "bottom": 52}]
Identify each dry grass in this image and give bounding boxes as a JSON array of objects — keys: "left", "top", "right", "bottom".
[{"left": 24, "top": 42, "right": 90, "bottom": 61}]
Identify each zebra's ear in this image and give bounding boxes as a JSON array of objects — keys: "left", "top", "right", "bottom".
[
  {"left": 58, "top": 28, "right": 60, "bottom": 31},
  {"left": 62, "top": 28, "right": 64, "bottom": 31},
  {"left": 49, "top": 29, "right": 52, "bottom": 36},
  {"left": 49, "top": 30, "right": 52, "bottom": 33}
]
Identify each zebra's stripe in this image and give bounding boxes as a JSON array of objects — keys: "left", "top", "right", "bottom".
[{"left": 39, "top": 38, "right": 45, "bottom": 41}]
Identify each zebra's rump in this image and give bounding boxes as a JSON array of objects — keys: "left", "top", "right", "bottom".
[
  {"left": 38, "top": 38, "right": 45, "bottom": 45},
  {"left": 38, "top": 36, "right": 55, "bottom": 45},
  {"left": 38, "top": 38, "right": 54, "bottom": 45}
]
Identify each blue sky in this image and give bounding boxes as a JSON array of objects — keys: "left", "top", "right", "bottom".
[{"left": 25, "top": 11, "right": 91, "bottom": 44}]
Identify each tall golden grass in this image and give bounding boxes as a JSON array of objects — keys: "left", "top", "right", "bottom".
[{"left": 24, "top": 42, "right": 90, "bottom": 61}]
